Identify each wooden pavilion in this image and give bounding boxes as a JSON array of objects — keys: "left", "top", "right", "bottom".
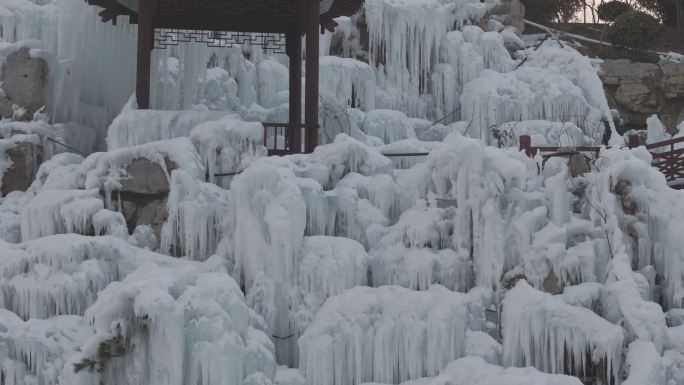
[{"left": 85, "top": 0, "right": 365, "bottom": 154}]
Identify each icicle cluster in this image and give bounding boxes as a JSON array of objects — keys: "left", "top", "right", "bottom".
[
  {"left": 299, "top": 285, "right": 486, "bottom": 385},
  {"left": 64, "top": 264, "right": 276, "bottom": 385},
  {"left": 160, "top": 170, "right": 230, "bottom": 260},
  {"left": 320, "top": 56, "right": 376, "bottom": 111},
  {"left": 502, "top": 280, "right": 624, "bottom": 383}
]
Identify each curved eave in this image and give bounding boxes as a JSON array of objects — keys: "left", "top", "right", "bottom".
[
  {"left": 85, "top": 0, "right": 365, "bottom": 28},
  {"left": 324, "top": 0, "right": 364, "bottom": 18}
]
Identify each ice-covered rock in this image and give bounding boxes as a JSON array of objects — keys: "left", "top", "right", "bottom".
[
  {"left": 64, "top": 261, "right": 276, "bottom": 385},
  {"left": 299, "top": 285, "right": 486, "bottom": 385},
  {"left": 502, "top": 281, "right": 623, "bottom": 382},
  {"left": 320, "top": 56, "right": 376, "bottom": 111}
]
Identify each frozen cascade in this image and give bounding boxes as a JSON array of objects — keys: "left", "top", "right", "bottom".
[
  {"left": 0, "top": 310, "right": 92, "bottom": 385},
  {"left": 461, "top": 43, "right": 616, "bottom": 146},
  {"left": 363, "top": 356, "right": 585, "bottom": 385},
  {"left": 601, "top": 253, "right": 668, "bottom": 353},
  {"left": 361, "top": 109, "right": 416, "bottom": 144},
  {"left": 369, "top": 203, "right": 471, "bottom": 292},
  {"left": 188, "top": 116, "right": 267, "bottom": 185},
  {"left": 365, "top": 0, "right": 498, "bottom": 117},
  {"left": 432, "top": 27, "right": 515, "bottom": 123},
  {"left": 424, "top": 134, "right": 526, "bottom": 290},
  {"left": 502, "top": 281, "right": 624, "bottom": 382},
  {"left": 20, "top": 189, "right": 101, "bottom": 241},
  {"left": 0, "top": 0, "right": 58, "bottom": 54},
  {"left": 290, "top": 135, "right": 393, "bottom": 190},
  {"left": 257, "top": 59, "right": 289, "bottom": 109},
  {"left": 228, "top": 157, "right": 307, "bottom": 291},
  {"left": 623, "top": 341, "right": 667, "bottom": 385},
  {"left": 320, "top": 56, "right": 376, "bottom": 111},
  {"left": 326, "top": 185, "right": 389, "bottom": 249},
  {"left": 92, "top": 209, "right": 129, "bottom": 238},
  {"left": 0, "top": 235, "right": 179, "bottom": 320},
  {"left": 297, "top": 236, "right": 369, "bottom": 314},
  {"left": 227, "top": 157, "right": 306, "bottom": 364},
  {"left": 299, "top": 285, "right": 486, "bottom": 385},
  {"left": 106, "top": 108, "right": 233, "bottom": 150},
  {"left": 64, "top": 263, "right": 276, "bottom": 385},
  {"left": 160, "top": 170, "right": 230, "bottom": 261}
]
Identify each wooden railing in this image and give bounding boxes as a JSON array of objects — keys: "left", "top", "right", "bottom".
[
  {"left": 262, "top": 123, "right": 320, "bottom": 156},
  {"left": 645, "top": 136, "right": 684, "bottom": 187},
  {"left": 519, "top": 134, "right": 684, "bottom": 189}
]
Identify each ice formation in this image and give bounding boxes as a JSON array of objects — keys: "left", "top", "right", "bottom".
[
  {"left": 364, "top": 355, "right": 587, "bottom": 385},
  {"left": 502, "top": 281, "right": 624, "bottom": 382},
  {"left": 64, "top": 263, "right": 276, "bottom": 385},
  {"left": 320, "top": 56, "right": 376, "bottom": 111},
  {"left": 299, "top": 285, "right": 486, "bottom": 385}
]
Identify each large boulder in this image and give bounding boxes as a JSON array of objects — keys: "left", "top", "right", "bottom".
[
  {"left": 0, "top": 48, "right": 49, "bottom": 120},
  {"left": 1, "top": 140, "right": 43, "bottom": 196},
  {"left": 112, "top": 157, "right": 178, "bottom": 246},
  {"left": 601, "top": 58, "right": 684, "bottom": 131}
]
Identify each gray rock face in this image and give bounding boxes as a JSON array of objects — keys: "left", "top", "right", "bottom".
[
  {"left": 601, "top": 59, "right": 684, "bottom": 131},
  {"left": 0, "top": 48, "right": 49, "bottom": 120},
  {"left": 1, "top": 141, "right": 43, "bottom": 196},
  {"left": 120, "top": 158, "right": 171, "bottom": 195},
  {"left": 489, "top": 0, "right": 525, "bottom": 37},
  {"left": 112, "top": 157, "right": 178, "bottom": 249},
  {"left": 568, "top": 153, "right": 590, "bottom": 178}
]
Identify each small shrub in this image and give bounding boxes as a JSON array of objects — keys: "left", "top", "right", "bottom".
[
  {"left": 597, "top": 1, "right": 633, "bottom": 21},
  {"left": 607, "top": 11, "right": 665, "bottom": 52}
]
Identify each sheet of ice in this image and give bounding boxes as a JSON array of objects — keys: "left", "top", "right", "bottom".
[
  {"left": 365, "top": 0, "right": 498, "bottom": 118},
  {"left": 0, "top": 310, "right": 92, "bottom": 385},
  {"left": 320, "top": 56, "right": 376, "bottom": 111},
  {"left": 290, "top": 134, "right": 393, "bottom": 190},
  {"left": 601, "top": 253, "right": 668, "bottom": 353},
  {"left": 19, "top": 189, "right": 101, "bottom": 241},
  {"left": 106, "top": 108, "right": 233, "bottom": 150},
  {"left": 160, "top": 170, "right": 230, "bottom": 260},
  {"left": 299, "top": 285, "right": 485, "bottom": 385},
  {"left": 623, "top": 340, "right": 666, "bottom": 385},
  {"left": 188, "top": 115, "right": 266, "bottom": 185},
  {"left": 502, "top": 280, "right": 624, "bottom": 382},
  {"left": 0, "top": 234, "right": 179, "bottom": 320},
  {"left": 461, "top": 42, "right": 617, "bottom": 146},
  {"left": 0, "top": 1, "right": 57, "bottom": 52},
  {"left": 64, "top": 262, "right": 276, "bottom": 385},
  {"left": 361, "top": 109, "right": 416, "bottom": 144},
  {"left": 465, "top": 331, "right": 502, "bottom": 366},
  {"left": 363, "top": 356, "right": 585, "bottom": 385}
]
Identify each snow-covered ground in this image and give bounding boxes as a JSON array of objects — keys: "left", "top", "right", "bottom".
[{"left": 1, "top": 0, "right": 684, "bottom": 384}]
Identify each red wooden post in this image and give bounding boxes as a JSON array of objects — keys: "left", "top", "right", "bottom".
[
  {"left": 304, "top": 0, "right": 320, "bottom": 153},
  {"left": 286, "top": 30, "right": 302, "bottom": 153},
  {"left": 519, "top": 135, "right": 532, "bottom": 157},
  {"left": 136, "top": 0, "right": 155, "bottom": 109},
  {"left": 628, "top": 134, "right": 640, "bottom": 149}
]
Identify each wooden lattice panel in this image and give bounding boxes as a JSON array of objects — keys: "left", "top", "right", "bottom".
[
  {"left": 154, "top": 29, "right": 286, "bottom": 52},
  {"left": 155, "top": 0, "right": 305, "bottom": 21}
]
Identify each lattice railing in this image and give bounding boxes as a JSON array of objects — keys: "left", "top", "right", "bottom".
[{"left": 154, "top": 29, "right": 286, "bottom": 52}]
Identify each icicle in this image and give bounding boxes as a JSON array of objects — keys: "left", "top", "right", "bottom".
[
  {"left": 299, "top": 285, "right": 486, "bottom": 385},
  {"left": 160, "top": 170, "right": 229, "bottom": 260},
  {"left": 502, "top": 280, "right": 624, "bottom": 383}
]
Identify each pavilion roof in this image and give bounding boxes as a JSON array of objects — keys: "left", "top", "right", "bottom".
[{"left": 85, "top": 0, "right": 365, "bottom": 31}]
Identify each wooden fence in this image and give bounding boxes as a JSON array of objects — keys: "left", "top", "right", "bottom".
[{"left": 519, "top": 134, "right": 684, "bottom": 189}]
